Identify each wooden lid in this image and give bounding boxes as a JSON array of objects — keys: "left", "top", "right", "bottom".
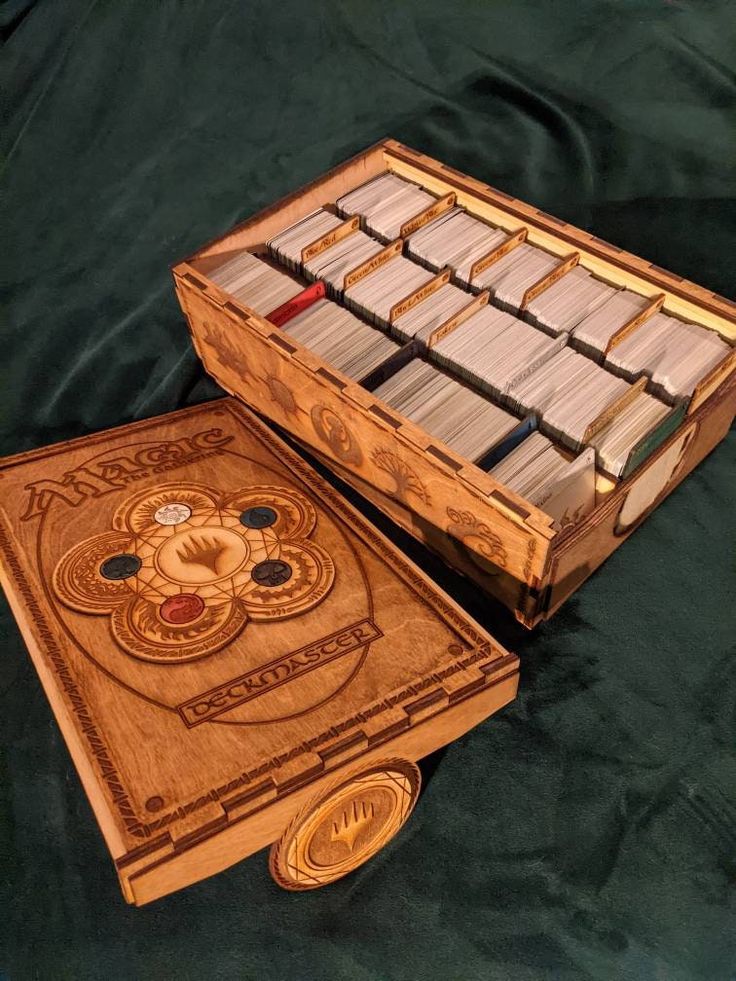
[{"left": 0, "top": 398, "right": 518, "bottom": 904}]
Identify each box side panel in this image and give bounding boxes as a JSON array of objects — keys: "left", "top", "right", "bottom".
[
  {"left": 543, "top": 378, "right": 736, "bottom": 617},
  {"left": 298, "top": 441, "right": 539, "bottom": 626},
  {"left": 175, "top": 277, "right": 552, "bottom": 586}
]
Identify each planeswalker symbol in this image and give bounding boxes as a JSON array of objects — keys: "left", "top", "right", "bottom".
[
  {"left": 331, "top": 799, "right": 375, "bottom": 852},
  {"left": 52, "top": 482, "right": 335, "bottom": 663}
]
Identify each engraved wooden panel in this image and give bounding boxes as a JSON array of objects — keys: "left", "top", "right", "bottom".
[{"left": 0, "top": 399, "right": 519, "bottom": 904}]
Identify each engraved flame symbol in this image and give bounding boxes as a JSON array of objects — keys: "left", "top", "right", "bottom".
[
  {"left": 331, "top": 799, "right": 375, "bottom": 853},
  {"left": 176, "top": 534, "right": 226, "bottom": 576}
]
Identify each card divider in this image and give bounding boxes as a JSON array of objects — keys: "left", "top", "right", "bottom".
[
  {"left": 582, "top": 376, "right": 649, "bottom": 445},
  {"left": 604, "top": 293, "right": 666, "bottom": 356},
  {"left": 342, "top": 239, "right": 403, "bottom": 291},
  {"left": 422, "top": 290, "right": 490, "bottom": 349},
  {"left": 358, "top": 339, "right": 424, "bottom": 391},
  {"left": 388, "top": 267, "right": 452, "bottom": 324},
  {"left": 300, "top": 215, "right": 361, "bottom": 264},
  {"left": 688, "top": 345, "right": 736, "bottom": 414},
  {"left": 469, "top": 227, "right": 528, "bottom": 283},
  {"left": 616, "top": 401, "right": 689, "bottom": 480},
  {"left": 519, "top": 252, "right": 581, "bottom": 311},
  {"left": 473, "top": 413, "right": 539, "bottom": 471},
  {"left": 399, "top": 191, "right": 457, "bottom": 239},
  {"left": 266, "top": 280, "right": 327, "bottom": 328}
]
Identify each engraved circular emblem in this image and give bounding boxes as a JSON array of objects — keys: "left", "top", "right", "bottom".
[
  {"left": 251, "top": 559, "right": 292, "bottom": 587},
  {"left": 53, "top": 482, "right": 336, "bottom": 664},
  {"left": 240, "top": 506, "right": 277, "bottom": 529},
  {"left": 614, "top": 424, "right": 698, "bottom": 536},
  {"left": 155, "top": 527, "right": 250, "bottom": 586},
  {"left": 269, "top": 760, "right": 421, "bottom": 891},
  {"left": 100, "top": 554, "right": 142, "bottom": 581},
  {"left": 159, "top": 593, "right": 205, "bottom": 624},
  {"left": 153, "top": 502, "right": 192, "bottom": 526}
]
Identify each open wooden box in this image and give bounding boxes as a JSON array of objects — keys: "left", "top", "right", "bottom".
[{"left": 173, "top": 140, "right": 736, "bottom": 627}]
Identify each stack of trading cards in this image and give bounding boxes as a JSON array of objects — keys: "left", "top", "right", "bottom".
[
  {"left": 336, "top": 173, "right": 436, "bottom": 241},
  {"left": 468, "top": 242, "right": 559, "bottom": 310},
  {"left": 373, "top": 359, "right": 519, "bottom": 462},
  {"left": 604, "top": 312, "right": 731, "bottom": 401},
  {"left": 507, "top": 347, "right": 631, "bottom": 450},
  {"left": 524, "top": 267, "right": 617, "bottom": 336},
  {"left": 486, "top": 432, "right": 596, "bottom": 528},
  {"left": 208, "top": 250, "right": 301, "bottom": 313},
  {"left": 571, "top": 288, "right": 653, "bottom": 356},
  {"left": 343, "top": 255, "right": 434, "bottom": 329},
  {"left": 267, "top": 209, "right": 384, "bottom": 291},
  {"left": 282, "top": 299, "right": 399, "bottom": 380},
  {"left": 406, "top": 208, "right": 508, "bottom": 284},
  {"left": 431, "top": 304, "right": 564, "bottom": 401},
  {"left": 488, "top": 432, "right": 570, "bottom": 501},
  {"left": 587, "top": 391, "right": 671, "bottom": 476},
  {"left": 391, "top": 282, "right": 471, "bottom": 343},
  {"left": 268, "top": 210, "right": 343, "bottom": 272}
]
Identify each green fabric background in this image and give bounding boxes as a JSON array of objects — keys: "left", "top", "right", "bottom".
[{"left": 2, "top": 2, "right": 735, "bottom": 978}]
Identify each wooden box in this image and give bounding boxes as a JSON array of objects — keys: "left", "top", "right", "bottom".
[
  {"left": 0, "top": 399, "right": 518, "bottom": 904},
  {"left": 173, "top": 139, "right": 736, "bottom": 627}
]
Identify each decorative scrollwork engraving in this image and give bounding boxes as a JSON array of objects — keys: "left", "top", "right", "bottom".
[{"left": 446, "top": 506, "right": 508, "bottom": 572}]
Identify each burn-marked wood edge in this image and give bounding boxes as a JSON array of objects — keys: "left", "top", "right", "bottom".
[{"left": 268, "top": 758, "right": 421, "bottom": 890}]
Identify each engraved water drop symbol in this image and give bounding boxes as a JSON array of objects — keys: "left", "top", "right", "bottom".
[{"left": 331, "top": 799, "right": 375, "bottom": 852}]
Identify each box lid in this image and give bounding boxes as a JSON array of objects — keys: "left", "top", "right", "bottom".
[{"left": 0, "top": 398, "right": 518, "bottom": 903}]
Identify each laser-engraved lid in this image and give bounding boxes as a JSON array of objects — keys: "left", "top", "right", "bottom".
[{"left": 0, "top": 398, "right": 518, "bottom": 905}]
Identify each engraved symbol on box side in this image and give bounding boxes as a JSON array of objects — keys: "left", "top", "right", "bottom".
[
  {"left": 371, "top": 447, "right": 431, "bottom": 505},
  {"left": 446, "top": 506, "right": 508, "bottom": 573},
  {"left": 203, "top": 322, "right": 252, "bottom": 379},
  {"left": 269, "top": 761, "right": 421, "bottom": 890},
  {"left": 266, "top": 375, "right": 299, "bottom": 416},
  {"left": 311, "top": 404, "right": 363, "bottom": 465}
]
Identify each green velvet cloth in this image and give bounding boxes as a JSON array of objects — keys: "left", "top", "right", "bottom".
[{"left": 2, "top": 2, "right": 735, "bottom": 978}]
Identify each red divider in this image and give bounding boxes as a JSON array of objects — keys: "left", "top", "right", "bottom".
[{"left": 267, "top": 281, "right": 326, "bottom": 327}]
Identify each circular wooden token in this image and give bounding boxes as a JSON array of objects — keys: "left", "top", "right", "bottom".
[{"left": 269, "top": 759, "right": 421, "bottom": 891}]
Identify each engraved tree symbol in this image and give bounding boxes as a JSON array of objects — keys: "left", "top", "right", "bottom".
[{"left": 371, "top": 448, "right": 431, "bottom": 505}]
